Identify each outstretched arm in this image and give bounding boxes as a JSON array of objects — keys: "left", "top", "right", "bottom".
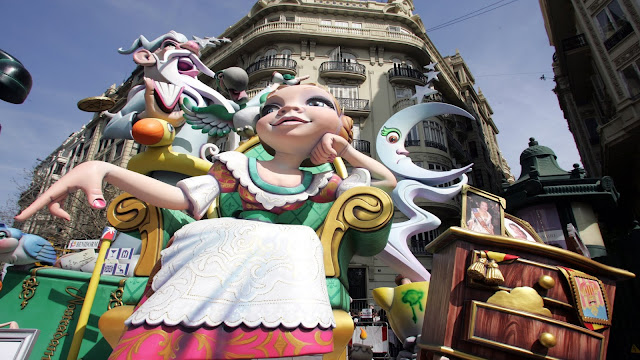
[
  {"left": 15, "top": 161, "right": 190, "bottom": 221},
  {"left": 311, "top": 133, "right": 397, "bottom": 193}
]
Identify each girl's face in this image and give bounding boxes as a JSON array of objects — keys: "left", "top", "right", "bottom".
[{"left": 256, "top": 85, "right": 342, "bottom": 156}]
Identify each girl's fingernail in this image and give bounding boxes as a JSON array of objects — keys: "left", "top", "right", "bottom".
[{"left": 93, "top": 199, "right": 106, "bottom": 208}]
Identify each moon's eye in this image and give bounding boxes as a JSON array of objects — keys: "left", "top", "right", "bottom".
[{"left": 386, "top": 132, "right": 400, "bottom": 144}]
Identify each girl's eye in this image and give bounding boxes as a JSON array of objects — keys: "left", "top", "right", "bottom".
[
  {"left": 386, "top": 132, "right": 400, "bottom": 144},
  {"left": 261, "top": 104, "right": 280, "bottom": 116},
  {"left": 306, "top": 97, "right": 335, "bottom": 109}
]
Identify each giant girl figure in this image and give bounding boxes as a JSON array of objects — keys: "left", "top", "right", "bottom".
[{"left": 16, "top": 84, "right": 396, "bottom": 359}]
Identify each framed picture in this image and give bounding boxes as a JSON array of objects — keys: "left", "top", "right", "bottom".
[
  {"left": 515, "top": 203, "right": 567, "bottom": 249},
  {"left": 0, "top": 328, "right": 39, "bottom": 360},
  {"left": 461, "top": 185, "right": 506, "bottom": 236},
  {"left": 504, "top": 213, "right": 544, "bottom": 244},
  {"left": 564, "top": 271, "right": 612, "bottom": 327}
]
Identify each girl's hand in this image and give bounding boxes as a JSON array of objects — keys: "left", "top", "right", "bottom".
[
  {"left": 311, "top": 133, "right": 349, "bottom": 165},
  {"left": 15, "top": 161, "right": 111, "bottom": 222}
]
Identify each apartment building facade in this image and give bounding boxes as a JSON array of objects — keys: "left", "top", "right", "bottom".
[
  {"left": 199, "top": 0, "right": 511, "bottom": 297},
  {"left": 19, "top": 0, "right": 512, "bottom": 305},
  {"left": 539, "top": 0, "right": 640, "bottom": 223}
]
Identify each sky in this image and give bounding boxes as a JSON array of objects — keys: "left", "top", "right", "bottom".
[{"left": 0, "top": 0, "right": 582, "bottom": 215}]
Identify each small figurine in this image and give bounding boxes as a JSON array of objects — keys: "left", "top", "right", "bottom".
[
  {"left": 102, "top": 31, "right": 236, "bottom": 160},
  {"left": 0, "top": 224, "right": 56, "bottom": 266}
]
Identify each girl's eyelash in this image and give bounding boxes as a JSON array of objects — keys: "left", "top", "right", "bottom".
[
  {"left": 261, "top": 104, "right": 280, "bottom": 116},
  {"left": 307, "top": 97, "right": 335, "bottom": 109}
]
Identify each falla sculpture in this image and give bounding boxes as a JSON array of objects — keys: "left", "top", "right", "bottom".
[
  {"left": 15, "top": 83, "right": 397, "bottom": 359},
  {"left": 373, "top": 71, "right": 474, "bottom": 355}
]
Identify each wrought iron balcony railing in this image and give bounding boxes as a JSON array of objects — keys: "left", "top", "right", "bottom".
[
  {"left": 336, "top": 97, "right": 369, "bottom": 112},
  {"left": 245, "top": 57, "right": 297, "bottom": 76},
  {"left": 319, "top": 61, "right": 366, "bottom": 76},
  {"left": 562, "top": 34, "right": 587, "bottom": 52},
  {"left": 604, "top": 22, "right": 633, "bottom": 51},
  {"left": 388, "top": 66, "right": 427, "bottom": 84},
  {"left": 424, "top": 140, "right": 447, "bottom": 152},
  {"left": 352, "top": 139, "right": 370, "bottom": 154}
]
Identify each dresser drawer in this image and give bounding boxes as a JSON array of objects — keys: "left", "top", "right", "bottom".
[
  {"left": 468, "top": 251, "right": 573, "bottom": 309},
  {"left": 465, "top": 301, "right": 604, "bottom": 360}
]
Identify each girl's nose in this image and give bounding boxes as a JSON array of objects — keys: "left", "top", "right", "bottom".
[{"left": 278, "top": 104, "right": 302, "bottom": 115}]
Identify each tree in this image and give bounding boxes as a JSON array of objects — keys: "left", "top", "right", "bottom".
[{"left": 6, "top": 164, "right": 121, "bottom": 249}]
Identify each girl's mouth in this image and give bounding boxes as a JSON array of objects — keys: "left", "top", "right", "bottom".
[{"left": 272, "top": 116, "right": 310, "bottom": 126}]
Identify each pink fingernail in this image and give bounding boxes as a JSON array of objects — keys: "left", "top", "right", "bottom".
[{"left": 93, "top": 199, "right": 106, "bottom": 208}]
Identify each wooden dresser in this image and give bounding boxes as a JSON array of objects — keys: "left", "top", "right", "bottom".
[{"left": 418, "top": 227, "right": 635, "bottom": 360}]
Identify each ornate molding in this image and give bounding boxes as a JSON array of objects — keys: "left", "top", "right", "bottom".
[
  {"left": 613, "top": 42, "right": 640, "bottom": 67},
  {"left": 574, "top": 0, "right": 624, "bottom": 98},
  {"left": 107, "top": 193, "right": 164, "bottom": 276},
  {"left": 588, "top": 0, "right": 607, "bottom": 13},
  {"left": 318, "top": 187, "right": 393, "bottom": 278}
]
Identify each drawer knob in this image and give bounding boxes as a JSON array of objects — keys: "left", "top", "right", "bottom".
[
  {"left": 539, "top": 332, "right": 557, "bottom": 348},
  {"left": 538, "top": 275, "right": 556, "bottom": 290}
]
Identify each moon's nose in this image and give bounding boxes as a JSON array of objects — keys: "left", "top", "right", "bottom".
[{"left": 396, "top": 149, "right": 409, "bottom": 156}]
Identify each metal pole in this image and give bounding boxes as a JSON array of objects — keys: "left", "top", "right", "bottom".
[{"left": 66, "top": 227, "right": 117, "bottom": 360}]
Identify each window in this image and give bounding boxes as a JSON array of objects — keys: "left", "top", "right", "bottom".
[
  {"left": 114, "top": 141, "right": 124, "bottom": 158},
  {"left": 405, "top": 125, "right": 420, "bottom": 146},
  {"left": 594, "top": 0, "right": 632, "bottom": 49},
  {"left": 264, "top": 49, "right": 277, "bottom": 58},
  {"left": 595, "top": 0, "right": 628, "bottom": 39},
  {"left": 395, "top": 87, "right": 413, "bottom": 99},
  {"left": 320, "top": 19, "right": 332, "bottom": 32},
  {"left": 423, "top": 120, "right": 446, "bottom": 151},
  {"left": 281, "top": 49, "right": 292, "bottom": 59},
  {"left": 469, "top": 141, "right": 478, "bottom": 158},
  {"left": 387, "top": 26, "right": 411, "bottom": 35},
  {"left": 329, "top": 47, "right": 356, "bottom": 63},
  {"left": 621, "top": 59, "right": 640, "bottom": 98},
  {"left": 410, "top": 228, "right": 442, "bottom": 255},
  {"left": 427, "top": 163, "right": 450, "bottom": 172},
  {"left": 473, "top": 170, "right": 484, "bottom": 187},
  {"left": 585, "top": 118, "right": 600, "bottom": 144},
  {"left": 328, "top": 84, "right": 358, "bottom": 99}
]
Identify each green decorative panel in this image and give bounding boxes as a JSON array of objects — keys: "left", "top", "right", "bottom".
[
  {"left": 0, "top": 267, "right": 122, "bottom": 360},
  {"left": 326, "top": 277, "right": 350, "bottom": 311},
  {"left": 122, "top": 277, "right": 149, "bottom": 305}
]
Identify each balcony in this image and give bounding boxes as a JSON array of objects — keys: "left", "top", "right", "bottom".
[
  {"left": 388, "top": 65, "right": 427, "bottom": 86},
  {"left": 392, "top": 93, "right": 445, "bottom": 113},
  {"left": 245, "top": 57, "right": 297, "bottom": 81},
  {"left": 404, "top": 139, "right": 420, "bottom": 147},
  {"left": 446, "top": 129, "right": 469, "bottom": 163},
  {"left": 352, "top": 139, "right": 370, "bottom": 154},
  {"left": 562, "top": 34, "right": 588, "bottom": 52},
  {"left": 336, "top": 97, "right": 370, "bottom": 116},
  {"left": 319, "top": 61, "right": 366, "bottom": 82},
  {"left": 604, "top": 21, "right": 633, "bottom": 51},
  {"left": 424, "top": 140, "right": 447, "bottom": 152}
]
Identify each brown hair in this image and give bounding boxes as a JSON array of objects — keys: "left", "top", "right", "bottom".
[{"left": 260, "top": 84, "right": 353, "bottom": 167}]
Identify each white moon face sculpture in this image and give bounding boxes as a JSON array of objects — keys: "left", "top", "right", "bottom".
[{"left": 376, "top": 102, "right": 475, "bottom": 186}]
